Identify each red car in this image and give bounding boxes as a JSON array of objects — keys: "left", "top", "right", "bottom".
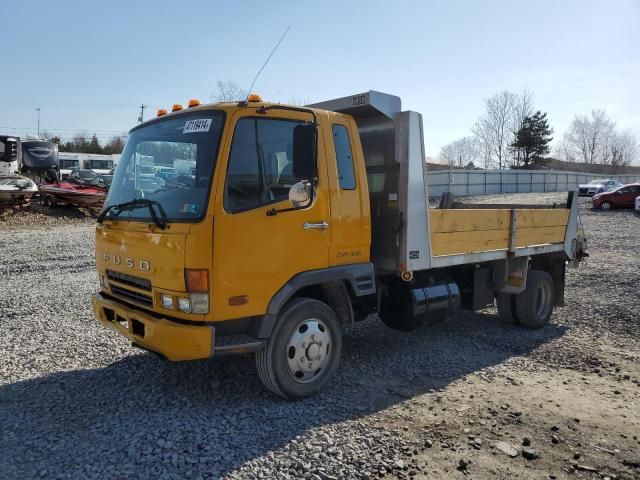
[{"left": 592, "top": 183, "right": 640, "bottom": 210}]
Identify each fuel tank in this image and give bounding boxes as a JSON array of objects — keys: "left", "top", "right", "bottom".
[{"left": 379, "top": 272, "right": 460, "bottom": 331}]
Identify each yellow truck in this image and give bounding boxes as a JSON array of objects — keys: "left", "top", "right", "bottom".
[{"left": 93, "top": 91, "right": 587, "bottom": 398}]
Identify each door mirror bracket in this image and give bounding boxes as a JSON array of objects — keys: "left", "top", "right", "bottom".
[{"left": 266, "top": 179, "right": 316, "bottom": 216}]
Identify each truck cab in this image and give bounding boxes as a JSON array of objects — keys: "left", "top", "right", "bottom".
[{"left": 93, "top": 92, "right": 586, "bottom": 398}]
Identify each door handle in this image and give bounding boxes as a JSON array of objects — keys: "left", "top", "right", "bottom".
[{"left": 303, "top": 221, "right": 329, "bottom": 230}]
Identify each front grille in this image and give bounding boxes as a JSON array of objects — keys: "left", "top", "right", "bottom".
[
  {"left": 106, "top": 270, "right": 151, "bottom": 291},
  {"left": 109, "top": 284, "right": 153, "bottom": 307}
]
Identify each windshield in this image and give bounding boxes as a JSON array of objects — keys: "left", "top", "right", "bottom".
[
  {"left": 80, "top": 170, "right": 98, "bottom": 179},
  {"left": 589, "top": 179, "right": 605, "bottom": 184},
  {"left": 60, "top": 159, "right": 80, "bottom": 169},
  {"left": 87, "top": 159, "right": 113, "bottom": 169},
  {"left": 103, "top": 111, "right": 224, "bottom": 222}
]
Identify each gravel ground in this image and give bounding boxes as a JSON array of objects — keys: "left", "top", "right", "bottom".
[{"left": 1, "top": 194, "right": 639, "bottom": 479}]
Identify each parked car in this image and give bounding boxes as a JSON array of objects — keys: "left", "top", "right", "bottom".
[
  {"left": 592, "top": 183, "right": 640, "bottom": 210},
  {"left": 67, "top": 168, "right": 99, "bottom": 186},
  {"left": 578, "top": 179, "right": 623, "bottom": 196},
  {"left": 154, "top": 166, "right": 178, "bottom": 181},
  {"left": 635, "top": 195, "right": 640, "bottom": 212},
  {"left": 92, "top": 174, "right": 113, "bottom": 190}
]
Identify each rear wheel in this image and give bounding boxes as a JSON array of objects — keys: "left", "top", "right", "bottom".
[
  {"left": 496, "top": 292, "right": 518, "bottom": 324},
  {"left": 515, "top": 270, "right": 554, "bottom": 329},
  {"left": 601, "top": 201, "right": 612, "bottom": 210},
  {"left": 256, "top": 298, "right": 342, "bottom": 399}
]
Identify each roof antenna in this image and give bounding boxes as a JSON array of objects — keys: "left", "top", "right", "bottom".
[{"left": 242, "top": 25, "right": 291, "bottom": 104}]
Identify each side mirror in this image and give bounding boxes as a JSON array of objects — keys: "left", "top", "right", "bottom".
[
  {"left": 289, "top": 181, "right": 312, "bottom": 208},
  {"left": 292, "top": 123, "right": 317, "bottom": 179}
]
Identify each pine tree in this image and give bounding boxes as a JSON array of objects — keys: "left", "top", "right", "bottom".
[
  {"left": 87, "top": 133, "right": 102, "bottom": 154},
  {"left": 511, "top": 111, "right": 553, "bottom": 167}
]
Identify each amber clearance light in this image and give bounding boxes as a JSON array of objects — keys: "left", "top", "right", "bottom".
[
  {"left": 185, "top": 269, "right": 209, "bottom": 293},
  {"left": 247, "top": 93, "right": 263, "bottom": 102},
  {"left": 172, "top": 104, "right": 183, "bottom": 112},
  {"left": 188, "top": 98, "right": 201, "bottom": 108},
  {"left": 157, "top": 109, "right": 168, "bottom": 117}
]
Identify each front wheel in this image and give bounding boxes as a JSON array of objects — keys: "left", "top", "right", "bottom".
[
  {"left": 515, "top": 270, "right": 554, "bottom": 329},
  {"left": 256, "top": 298, "right": 342, "bottom": 399},
  {"left": 601, "top": 201, "right": 612, "bottom": 211}
]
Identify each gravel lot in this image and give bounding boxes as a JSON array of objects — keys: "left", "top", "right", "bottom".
[{"left": 1, "top": 194, "right": 639, "bottom": 479}]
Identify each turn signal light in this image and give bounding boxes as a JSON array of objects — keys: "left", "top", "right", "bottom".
[
  {"left": 172, "top": 104, "right": 183, "bottom": 112},
  {"left": 157, "top": 109, "right": 168, "bottom": 117},
  {"left": 229, "top": 295, "right": 249, "bottom": 306},
  {"left": 247, "top": 93, "right": 262, "bottom": 102},
  {"left": 188, "top": 98, "right": 201, "bottom": 108},
  {"left": 185, "top": 269, "right": 209, "bottom": 293}
]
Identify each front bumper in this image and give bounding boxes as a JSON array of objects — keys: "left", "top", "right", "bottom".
[{"left": 92, "top": 292, "right": 214, "bottom": 361}]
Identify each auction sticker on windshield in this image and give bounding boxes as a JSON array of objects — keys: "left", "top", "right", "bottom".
[{"left": 183, "top": 119, "right": 212, "bottom": 134}]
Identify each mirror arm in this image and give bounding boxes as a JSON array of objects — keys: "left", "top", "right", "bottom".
[{"left": 266, "top": 179, "right": 316, "bottom": 217}]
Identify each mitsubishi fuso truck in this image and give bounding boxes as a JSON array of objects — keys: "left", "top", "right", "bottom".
[{"left": 93, "top": 91, "right": 587, "bottom": 398}]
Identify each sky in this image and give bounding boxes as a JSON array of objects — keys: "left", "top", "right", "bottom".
[{"left": 1, "top": 0, "right": 638, "bottom": 161}]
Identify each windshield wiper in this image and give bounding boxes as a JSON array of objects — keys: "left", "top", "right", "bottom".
[{"left": 97, "top": 198, "right": 168, "bottom": 230}]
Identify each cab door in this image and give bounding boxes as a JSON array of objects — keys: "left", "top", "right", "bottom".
[
  {"left": 615, "top": 186, "right": 638, "bottom": 207},
  {"left": 323, "top": 116, "right": 371, "bottom": 266},
  {"left": 211, "top": 109, "right": 331, "bottom": 321}
]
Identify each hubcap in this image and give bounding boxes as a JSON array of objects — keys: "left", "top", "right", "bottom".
[{"left": 286, "top": 318, "right": 331, "bottom": 383}]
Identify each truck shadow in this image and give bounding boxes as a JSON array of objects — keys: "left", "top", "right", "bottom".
[{"left": 0, "top": 311, "right": 566, "bottom": 478}]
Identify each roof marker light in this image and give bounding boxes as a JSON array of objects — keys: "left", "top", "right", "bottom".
[
  {"left": 188, "top": 99, "right": 201, "bottom": 108},
  {"left": 172, "top": 104, "right": 183, "bottom": 112},
  {"left": 157, "top": 109, "right": 168, "bottom": 117},
  {"left": 247, "top": 93, "right": 263, "bottom": 102}
]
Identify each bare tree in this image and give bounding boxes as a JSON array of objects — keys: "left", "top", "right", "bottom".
[
  {"left": 103, "top": 135, "right": 127, "bottom": 154},
  {"left": 472, "top": 90, "right": 518, "bottom": 169},
  {"left": 608, "top": 131, "right": 638, "bottom": 166},
  {"left": 511, "top": 89, "right": 534, "bottom": 133},
  {"left": 440, "top": 137, "right": 482, "bottom": 168},
  {"left": 560, "top": 110, "right": 617, "bottom": 164},
  {"left": 211, "top": 81, "right": 248, "bottom": 102},
  {"left": 509, "top": 89, "right": 534, "bottom": 167}
]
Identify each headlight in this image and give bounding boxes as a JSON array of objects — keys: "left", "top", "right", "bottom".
[
  {"left": 178, "top": 297, "right": 191, "bottom": 313},
  {"left": 161, "top": 294, "right": 174, "bottom": 309},
  {"left": 190, "top": 293, "right": 209, "bottom": 314}
]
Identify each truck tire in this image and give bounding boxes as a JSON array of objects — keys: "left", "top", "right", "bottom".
[
  {"left": 515, "top": 270, "right": 554, "bottom": 329},
  {"left": 255, "top": 297, "right": 342, "bottom": 399},
  {"left": 495, "top": 292, "right": 518, "bottom": 324}
]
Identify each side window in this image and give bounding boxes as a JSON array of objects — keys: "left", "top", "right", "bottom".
[
  {"left": 225, "top": 118, "right": 303, "bottom": 213},
  {"left": 332, "top": 124, "right": 356, "bottom": 190}
]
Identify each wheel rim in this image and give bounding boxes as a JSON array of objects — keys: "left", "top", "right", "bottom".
[
  {"left": 286, "top": 318, "right": 331, "bottom": 384},
  {"left": 602, "top": 202, "right": 611, "bottom": 210},
  {"left": 535, "top": 282, "right": 551, "bottom": 319}
]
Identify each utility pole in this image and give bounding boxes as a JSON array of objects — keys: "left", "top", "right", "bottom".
[
  {"left": 138, "top": 104, "right": 147, "bottom": 124},
  {"left": 36, "top": 107, "right": 41, "bottom": 138}
]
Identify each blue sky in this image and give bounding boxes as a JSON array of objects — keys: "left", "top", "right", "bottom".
[{"left": 1, "top": 0, "right": 638, "bottom": 160}]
